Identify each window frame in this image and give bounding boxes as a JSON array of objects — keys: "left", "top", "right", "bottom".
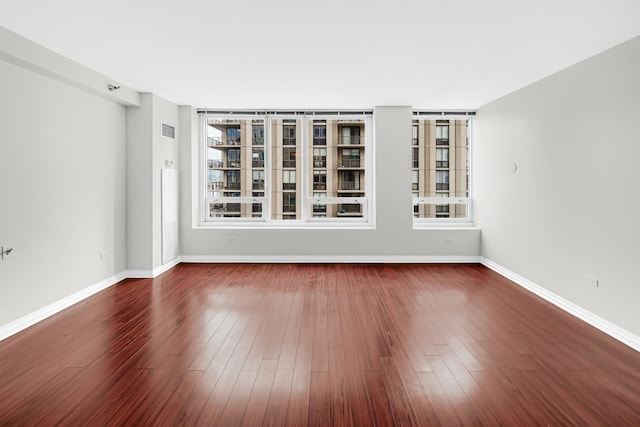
[
  {"left": 412, "top": 113, "right": 474, "bottom": 226},
  {"left": 200, "top": 111, "right": 374, "bottom": 228}
]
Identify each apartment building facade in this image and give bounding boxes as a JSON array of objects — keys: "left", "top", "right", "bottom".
[
  {"left": 205, "top": 116, "right": 367, "bottom": 221},
  {"left": 412, "top": 119, "right": 469, "bottom": 219}
]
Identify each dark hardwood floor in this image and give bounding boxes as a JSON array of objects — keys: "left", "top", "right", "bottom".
[{"left": 1, "top": 263, "right": 639, "bottom": 426}]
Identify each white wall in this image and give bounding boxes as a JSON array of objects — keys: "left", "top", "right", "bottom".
[
  {"left": 126, "top": 93, "right": 179, "bottom": 272},
  {"left": 179, "top": 106, "right": 481, "bottom": 259},
  {"left": 0, "top": 58, "right": 126, "bottom": 326},
  {"left": 474, "top": 36, "right": 640, "bottom": 336}
]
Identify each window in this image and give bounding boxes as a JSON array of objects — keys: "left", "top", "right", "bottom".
[
  {"left": 202, "top": 113, "right": 372, "bottom": 225},
  {"left": 283, "top": 147, "right": 296, "bottom": 168},
  {"left": 313, "top": 170, "right": 326, "bottom": 190},
  {"left": 436, "top": 148, "right": 449, "bottom": 168},
  {"left": 436, "top": 171, "right": 449, "bottom": 190},
  {"left": 340, "top": 126, "right": 361, "bottom": 145},
  {"left": 253, "top": 170, "right": 264, "bottom": 190},
  {"left": 252, "top": 124, "right": 264, "bottom": 145},
  {"left": 313, "top": 124, "right": 326, "bottom": 145},
  {"left": 283, "top": 170, "right": 296, "bottom": 190},
  {"left": 283, "top": 192, "right": 296, "bottom": 213},
  {"left": 436, "top": 125, "right": 449, "bottom": 145},
  {"left": 283, "top": 125, "right": 296, "bottom": 145},
  {"left": 340, "top": 148, "right": 360, "bottom": 168},
  {"left": 412, "top": 115, "right": 472, "bottom": 223},
  {"left": 313, "top": 147, "right": 326, "bottom": 168}
]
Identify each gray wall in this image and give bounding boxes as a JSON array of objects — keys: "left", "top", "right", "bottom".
[
  {"left": 474, "top": 36, "right": 640, "bottom": 336},
  {"left": 0, "top": 58, "right": 127, "bottom": 326},
  {"left": 179, "top": 106, "right": 481, "bottom": 259}
]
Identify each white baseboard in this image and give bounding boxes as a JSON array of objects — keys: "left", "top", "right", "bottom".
[
  {"left": 126, "top": 257, "right": 181, "bottom": 279},
  {"left": 0, "top": 258, "right": 182, "bottom": 342},
  {"left": 179, "top": 255, "right": 481, "bottom": 264},
  {"left": 479, "top": 257, "right": 640, "bottom": 352},
  {"left": 0, "top": 271, "right": 127, "bottom": 342}
]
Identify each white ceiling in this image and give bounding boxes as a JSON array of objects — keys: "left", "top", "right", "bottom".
[{"left": 1, "top": 0, "right": 639, "bottom": 110}]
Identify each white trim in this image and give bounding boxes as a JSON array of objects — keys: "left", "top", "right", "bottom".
[
  {"left": 126, "top": 258, "right": 181, "bottom": 279},
  {"left": 0, "top": 271, "right": 127, "bottom": 342},
  {"left": 0, "top": 258, "right": 182, "bottom": 342},
  {"left": 479, "top": 257, "right": 640, "bottom": 352},
  {"left": 179, "top": 255, "right": 481, "bottom": 264}
]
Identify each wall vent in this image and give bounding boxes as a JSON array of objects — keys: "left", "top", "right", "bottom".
[{"left": 162, "top": 123, "right": 175, "bottom": 139}]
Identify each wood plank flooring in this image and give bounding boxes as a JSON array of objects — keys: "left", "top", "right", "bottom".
[{"left": 1, "top": 263, "right": 639, "bottom": 426}]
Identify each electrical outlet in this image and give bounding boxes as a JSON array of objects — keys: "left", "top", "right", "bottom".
[{"left": 585, "top": 275, "right": 599, "bottom": 288}]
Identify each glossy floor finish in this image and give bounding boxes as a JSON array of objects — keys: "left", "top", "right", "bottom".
[{"left": 1, "top": 264, "right": 639, "bottom": 426}]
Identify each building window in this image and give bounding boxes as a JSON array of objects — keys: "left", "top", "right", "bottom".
[
  {"left": 313, "top": 170, "right": 326, "bottom": 190},
  {"left": 253, "top": 170, "right": 265, "bottom": 190},
  {"left": 283, "top": 125, "right": 296, "bottom": 145},
  {"left": 283, "top": 147, "right": 296, "bottom": 168},
  {"left": 436, "top": 171, "right": 449, "bottom": 190},
  {"left": 283, "top": 170, "right": 296, "bottom": 190},
  {"left": 252, "top": 148, "right": 264, "bottom": 168},
  {"left": 252, "top": 124, "right": 264, "bottom": 145},
  {"left": 340, "top": 126, "right": 361, "bottom": 145},
  {"left": 313, "top": 148, "right": 326, "bottom": 168},
  {"left": 313, "top": 125, "right": 326, "bottom": 145},
  {"left": 412, "top": 116, "right": 472, "bottom": 223},
  {"left": 436, "top": 148, "right": 449, "bottom": 168},
  {"left": 202, "top": 113, "right": 371, "bottom": 224},
  {"left": 340, "top": 148, "right": 360, "bottom": 168},
  {"left": 436, "top": 125, "right": 449, "bottom": 145},
  {"left": 283, "top": 192, "right": 296, "bottom": 213}
]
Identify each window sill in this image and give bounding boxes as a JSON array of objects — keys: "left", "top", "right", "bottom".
[
  {"left": 194, "top": 221, "right": 375, "bottom": 230},
  {"left": 413, "top": 221, "right": 477, "bottom": 230}
]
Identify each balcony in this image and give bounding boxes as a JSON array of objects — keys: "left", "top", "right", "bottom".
[
  {"left": 338, "top": 136, "right": 362, "bottom": 146},
  {"left": 436, "top": 161, "right": 449, "bottom": 168},
  {"left": 436, "top": 138, "right": 449, "bottom": 146},
  {"left": 209, "top": 203, "right": 241, "bottom": 213},
  {"left": 313, "top": 160, "right": 326, "bottom": 168},
  {"left": 283, "top": 205, "right": 296, "bottom": 213},
  {"left": 226, "top": 182, "right": 241, "bottom": 190},
  {"left": 339, "top": 159, "right": 361, "bottom": 168},
  {"left": 208, "top": 159, "right": 224, "bottom": 169},
  {"left": 282, "top": 183, "right": 296, "bottom": 190},
  {"left": 313, "top": 183, "right": 326, "bottom": 190},
  {"left": 253, "top": 182, "right": 265, "bottom": 190},
  {"left": 252, "top": 160, "right": 264, "bottom": 168},
  {"left": 436, "top": 183, "right": 449, "bottom": 190},
  {"left": 208, "top": 159, "right": 241, "bottom": 169},
  {"left": 283, "top": 160, "right": 296, "bottom": 168},
  {"left": 207, "top": 136, "right": 241, "bottom": 147},
  {"left": 337, "top": 204, "right": 362, "bottom": 217},
  {"left": 208, "top": 181, "right": 224, "bottom": 191},
  {"left": 313, "top": 204, "right": 327, "bottom": 213},
  {"left": 340, "top": 181, "right": 361, "bottom": 191}
]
